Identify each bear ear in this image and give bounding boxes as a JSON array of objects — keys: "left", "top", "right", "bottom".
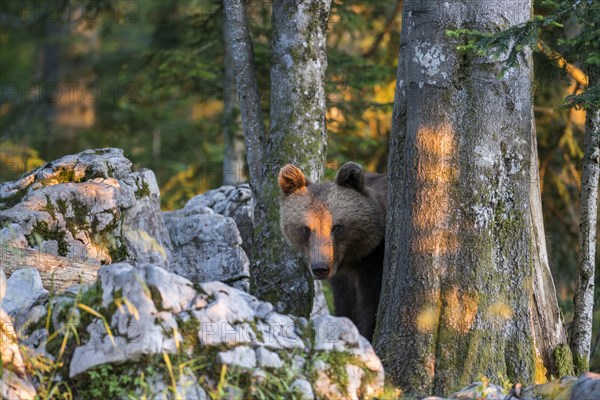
[
  {"left": 336, "top": 162, "right": 365, "bottom": 193},
  {"left": 278, "top": 164, "right": 307, "bottom": 195}
]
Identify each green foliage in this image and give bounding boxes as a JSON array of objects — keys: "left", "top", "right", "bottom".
[{"left": 78, "top": 364, "right": 135, "bottom": 398}]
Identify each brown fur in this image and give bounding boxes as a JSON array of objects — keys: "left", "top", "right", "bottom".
[{"left": 278, "top": 162, "right": 386, "bottom": 340}]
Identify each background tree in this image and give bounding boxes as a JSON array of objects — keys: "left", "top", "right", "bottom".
[
  {"left": 221, "top": 18, "right": 245, "bottom": 186},
  {"left": 374, "top": 0, "right": 572, "bottom": 395}
]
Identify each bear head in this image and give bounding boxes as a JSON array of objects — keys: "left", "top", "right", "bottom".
[{"left": 278, "top": 162, "right": 385, "bottom": 280}]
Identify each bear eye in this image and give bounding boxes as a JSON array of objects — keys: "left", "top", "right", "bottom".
[
  {"left": 301, "top": 225, "right": 311, "bottom": 238},
  {"left": 332, "top": 224, "right": 344, "bottom": 235}
]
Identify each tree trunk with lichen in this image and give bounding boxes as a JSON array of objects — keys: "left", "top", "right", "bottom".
[
  {"left": 374, "top": 0, "right": 572, "bottom": 396},
  {"left": 224, "top": 0, "right": 331, "bottom": 316},
  {"left": 222, "top": 20, "right": 246, "bottom": 186},
  {"left": 570, "top": 67, "right": 600, "bottom": 374}
]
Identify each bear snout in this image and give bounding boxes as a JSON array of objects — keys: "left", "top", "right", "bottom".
[{"left": 310, "top": 262, "right": 331, "bottom": 279}]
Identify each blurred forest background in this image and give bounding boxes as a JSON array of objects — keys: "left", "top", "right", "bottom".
[{"left": 0, "top": 0, "right": 597, "bottom": 369}]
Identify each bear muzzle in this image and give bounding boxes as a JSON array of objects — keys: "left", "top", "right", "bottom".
[{"left": 310, "top": 262, "right": 331, "bottom": 280}]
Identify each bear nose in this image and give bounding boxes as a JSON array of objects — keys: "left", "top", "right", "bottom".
[{"left": 311, "top": 262, "right": 330, "bottom": 280}]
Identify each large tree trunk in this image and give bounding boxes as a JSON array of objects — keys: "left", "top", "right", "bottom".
[
  {"left": 374, "top": 0, "right": 572, "bottom": 395},
  {"left": 224, "top": 0, "right": 331, "bottom": 316},
  {"left": 570, "top": 68, "right": 600, "bottom": 374}
]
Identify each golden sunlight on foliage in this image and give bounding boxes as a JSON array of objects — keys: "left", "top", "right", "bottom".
[
  {"left": 192, "top": 99, "right": 223, "bottom": 121},
  {"left": 0, "top": 141, "right": 45, "bottom": 179},
  {"left": 161, "top": 164, "right": 210, "bottom": 210}
]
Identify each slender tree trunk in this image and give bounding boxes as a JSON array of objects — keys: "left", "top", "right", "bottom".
[
  {"left": 223, "top": 0, "right": 266, "bottom": 189},
  {"left": 224, "top": 0, "right": 331, "bottom": 316},
  {"left": 571, "top": 68, "right": 600, "bottom": 374},
  {"left": 529, "top": 117, "right": 574, "bottom": 377},
  {"left": 375, "top": 0, "right": 571, "bottom": 395},
  {"left": 222, "top": 20, "right": 246, "bottom": 186}
]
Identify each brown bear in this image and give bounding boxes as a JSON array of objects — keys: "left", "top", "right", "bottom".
[{"left": 278, "top": 162, "right": 386, "bottom": 341}]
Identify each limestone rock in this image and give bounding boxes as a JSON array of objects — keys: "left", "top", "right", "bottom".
[
  {"left": 182, "top": 184, "right": 254, "bottom": 254},
  {"left": 0, "top": 148, "right": 172, "bottom": 269},
  {"left": 163, "top": 210, "right": 250, "bottom": 291},
  {"left": 450, "top": 381, "right": 506, "bottom": 400},
  {"left": 290, "top": 379, "right": 315, "bottom": 400},
  {"left": 0, "top": 268, "right": 6, "bottom": 303},
  {"left": 63, "top": 263, "right": 384, "bottom": 398},
  {"left": 1, "top": 309, "right": 37, "bottom": 400},
  {"left": 2, "top": 268, "right": 48, "bottom": 316},
  {"left": 218, "top": 346, "right": 257, "bottom": 369},
  {"left": 68, "top": 263, "right": 193, "bottom": 377},
  {"left": 569, "top": 372, "right": 600, "bottom": 400},
  {"left": 255, "top": 346, "right": 284, "bottom": 369}
]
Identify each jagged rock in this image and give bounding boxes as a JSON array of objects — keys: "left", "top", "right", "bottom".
[
  {"left": 68, "top": 263, "right": 192, "bottom": 377},
  {"left": 0, "top": 149, "right": 172, "bottom": 269},
  {"left": 0, "top": 149, "right": 252, "bottom": 294},
  {"left": 163, "top": 210, "right": 250, "bottom": 291},
  {"left": 521, "top": 376, "right": 576, "bottom": 400},
  {"left": 62, "top": 263, "right": 384, "bottom": 398},
  {"left": 218, "top": 346, "right": 257, "bottom": 369},
  {"left": 1, "top": 309, "right": 37, "bottom": 400},
  {"left": 255, "top": 346, "right": 283, "bottom": 369},
  {"left": 2, "top": 268, "right": 47, "bottom": 316},
  {"left": 182, "top": 184, "right": 254, "bottom": 254},
  {"left": 290, "top": 379, "right": 315, "bottom": 400},
  {"left": 569, "top": 372, "right": 600, "bottom": 400}
]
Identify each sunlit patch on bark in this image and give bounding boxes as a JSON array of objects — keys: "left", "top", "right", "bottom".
[
  {"left": 487, "top": 302, "right": 512, "bottom": 320},
  {"left": 417, "top": 303, "right": 440, "bottom": 333},
  {"left": 442, "top": 288, "right": 479, "bottom": 333},
  {"left": 411, "top": 124, "right": 458, "bottom": 255}
]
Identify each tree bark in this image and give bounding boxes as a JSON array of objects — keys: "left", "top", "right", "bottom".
[
  {"left": 375, "top": 0, "right": 571, "bottom": 395},
  {"left": 529, "top": 117, "right": 574, "bottom": 377},
  {"left": 223, "top": 0, "right": 266, "bottom": 190},
  {"left": 224, "top": 0, "right": 331, "bottom": 316},
  {"left": 570, "top": 68, "right": 600, "bottom": 374},
  {"left": 222, "top": 19, "right": 246, "bottom": 186}
]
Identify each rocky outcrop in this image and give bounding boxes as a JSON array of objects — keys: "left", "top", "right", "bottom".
[
  {"left": 15, "top": 262, "right": 383, "bottom": 399},
  {"left": 163, "top": 195, "right": 250, "bottom": 291},
  {"left": 0, "top": 148, "right": 172, "bottom": 268},
  {"left": 0, "top": 148, "right": 250, "bottom": 291},
  {"left": 182, "top": 184, "right": 254, "bottom": 254}
]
